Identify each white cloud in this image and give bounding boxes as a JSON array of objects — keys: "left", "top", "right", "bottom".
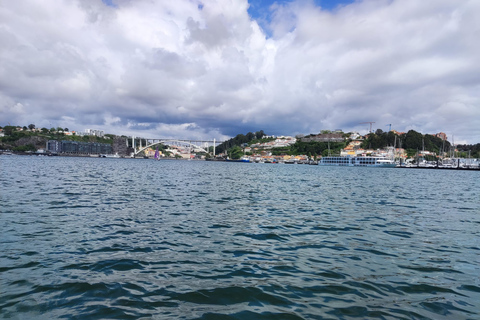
[{"left": 0, "top": 0, "right": 479, "bottom": 144}]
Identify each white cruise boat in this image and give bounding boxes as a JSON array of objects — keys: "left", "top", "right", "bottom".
[{"left": 318, "top": 156, "right": 396, "bottom": 168}]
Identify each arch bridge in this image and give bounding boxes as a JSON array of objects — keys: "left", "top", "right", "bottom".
[{"left": 128, "top": 137, "right": 221, "bottom": 157}]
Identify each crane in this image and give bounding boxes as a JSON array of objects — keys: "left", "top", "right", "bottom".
[
  {"left": 386, "top": 124, "right": 391, "bottom": 132},
  {"left": 359, "top": 122, "right": 375, "bottom": 133}
]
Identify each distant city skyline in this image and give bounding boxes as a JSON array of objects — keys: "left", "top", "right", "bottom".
[{"left": 1, "top": 0, "right": 479, "bottom": 144}]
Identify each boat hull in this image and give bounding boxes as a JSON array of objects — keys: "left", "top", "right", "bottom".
[{"left": 318, "top": 156, "right": 396, "bottom": 168}]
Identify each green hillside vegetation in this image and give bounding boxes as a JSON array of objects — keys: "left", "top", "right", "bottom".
[
  {"left": 271, "top": 140, "right": 347, "bottom": 157},
  {"left": 218, "top": 130, "right": 348, "bottom": 158},
  {"left": 217, "top": 129, "right": 480, "bottom": 159},
  {"left": 0, "top": 125, "right": 113, "bottom": 152},
  {"left": 3, "top": 125, "right": 480, "bottom": 158},
  {"left": 286, "top": 140, "right": 349, "bottom": 157},
  {"left": 456, "top": 143, "right": 480, "bottom": 158},
  {"left": 360, "top": 129, "right": 480, "bottom": 158},
  {"left": 215, "top": 130, "right": 266, "bottom": 155},
  {"left": 362, "top": 129, "right": 452, "bottom": 158}
]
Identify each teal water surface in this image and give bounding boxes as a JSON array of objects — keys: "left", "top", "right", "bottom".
[{"left": 1, "top": 156, "right": 479, "bottom": 319}]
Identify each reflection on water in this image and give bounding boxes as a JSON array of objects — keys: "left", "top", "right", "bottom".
[{"left": 1, "top": 156, "right": 479, "bottom": 319}]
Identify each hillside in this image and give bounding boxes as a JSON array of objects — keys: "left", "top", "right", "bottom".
[{"left": 0, "top": 125, "right": 113, "bottom": 152}]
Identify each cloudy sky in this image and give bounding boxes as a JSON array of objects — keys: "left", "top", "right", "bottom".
[{"left": 1, "top": 0, "right": 479, "bottom": 144}]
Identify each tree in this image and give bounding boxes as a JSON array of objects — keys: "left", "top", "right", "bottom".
[
  {"left": 406, "top": 149, "right": 417, "bottom": 158},
  {"left": 41, "top": 127, "right": 48, "bottom": 134},
  {"left": 3, "top": 126, "right": 16, "bottom": 135},
  {"left": 28, "top": 124, "right": 35, "bottom": 130},
  {"left": 456, "top": 143, "right": 480, "bottom": 158},
  {"left": 216, "top": 131, "right": 266, "bottom": 154},
  {"left": 22, "top": 126, "right": 28, "bottom": 131},
  {"left": 228, "top": 146, "right": 243, "bottom": 159},
  {"left": 64, "top": 128, "right": 69, "bottom": 132},
  {"left": 403, "top": 130, "right": 423, "bottom": 150},
  {"left": 255, "top": 130, "right": 265, "bottom": 139}
]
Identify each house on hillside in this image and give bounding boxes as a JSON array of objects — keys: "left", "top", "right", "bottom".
[{"left": 301, "top": 133, "right": 344, "bottom": 142}]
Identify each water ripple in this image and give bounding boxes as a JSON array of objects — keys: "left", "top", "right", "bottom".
[{"left": 1, "top": 156, "right": 479, "bottom": 319}]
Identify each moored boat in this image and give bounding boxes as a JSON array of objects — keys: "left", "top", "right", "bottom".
[
  {"left": 318, "top": 156, "right": 396, "bottom": 167},
  {"left": 226, "top": 156, "right": 250, "bottom": 163},
  {"left": 100, "top": 153, "right": 120, "bottom": 158}
]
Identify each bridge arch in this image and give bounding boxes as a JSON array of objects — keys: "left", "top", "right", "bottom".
[{"left": 134, "top": 139, "right": 210, "bottom": 156}]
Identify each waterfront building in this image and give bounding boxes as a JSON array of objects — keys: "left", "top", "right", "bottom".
[
  {"left": 46, "top": 140, "right": 61, "bottom": 153},
  {"left": 47, "top": 140, "right": 112, "bottom": 155}
]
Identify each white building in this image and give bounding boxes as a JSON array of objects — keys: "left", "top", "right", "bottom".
[
  {"left": 85, "top": 129, "right": 104, "bottom": 137},
  {"left": 349, "top": 132, "right": 361, "bottom": 140}
]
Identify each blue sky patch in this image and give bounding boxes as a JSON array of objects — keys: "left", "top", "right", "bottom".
[{"left": 247, "top": 0, "right": 355, "bottom": 20}]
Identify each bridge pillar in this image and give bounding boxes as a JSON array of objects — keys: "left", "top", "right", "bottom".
[{"left": 132, "top": 136, "right": 135, "bottom": 158}]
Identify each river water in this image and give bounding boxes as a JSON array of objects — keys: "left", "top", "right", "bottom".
[{"left": 1, "top": 156, "right": 479, "bottom": 319}]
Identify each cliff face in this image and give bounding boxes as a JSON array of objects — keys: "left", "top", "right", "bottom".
[
  {"left": 112, "top": 136, "right": 130, "bottom": 156},
  {"left": 15, "top": 136, "right": 48, "bottom": 149}
]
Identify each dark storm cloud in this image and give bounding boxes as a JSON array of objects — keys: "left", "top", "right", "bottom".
[{"left": 1, "top": 0, "right": 479, "bottom": 143}]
